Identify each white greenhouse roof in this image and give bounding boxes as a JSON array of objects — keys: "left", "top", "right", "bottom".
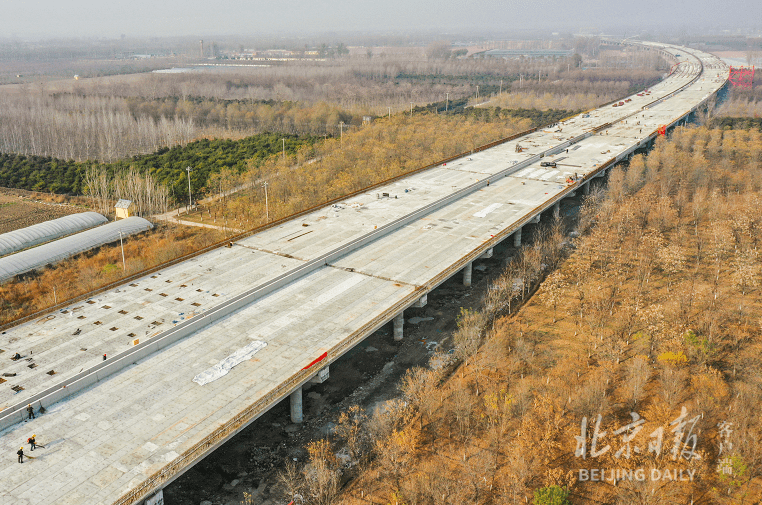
[
  {"left": 0, "top": 217, "right": 153, "bottom": 282},
  {"left": 0, "top": 211, "right": 107, "bottom": 258}
]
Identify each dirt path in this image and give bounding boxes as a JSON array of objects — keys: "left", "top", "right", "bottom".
[{"left": 151, "top": 205, "right": 243, "bottom": 233}]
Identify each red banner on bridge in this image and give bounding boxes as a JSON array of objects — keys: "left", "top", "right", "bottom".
[{"left": 303, "top": 352, "right": 328, "bottom": 370}]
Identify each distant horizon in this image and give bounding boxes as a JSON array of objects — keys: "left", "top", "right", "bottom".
[
  {"left": 3, "top": 0, "right": 761, "bottom": 41},
  {"left": 1, "top": 27, "right": 761, "bottom": 47}
]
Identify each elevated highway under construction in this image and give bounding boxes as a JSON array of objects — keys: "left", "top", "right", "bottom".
[{"left": 0, "top": 42, "right": 728, "bottom": 505}]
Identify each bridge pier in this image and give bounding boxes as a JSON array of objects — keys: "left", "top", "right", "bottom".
[
  {"left": 582, "top": 181, "right": 590, "bottom": 195},
  {"left": 290, "top": 386, "right": 303, "bottom": 424},
  {"left": 513, "top": 227, "right": 522, "bottom": 247},
  {"left": 480, "top": 248, "right": 493, "bottom": 259},
  {"left": 463, "top": 262, "right": 473, "bottom": 287},
  {"left": 553, "top": 201, "right": 560, "bottom": 218},
  {"left": 393, "top": 312, "right": 404, "bottom": 341}
]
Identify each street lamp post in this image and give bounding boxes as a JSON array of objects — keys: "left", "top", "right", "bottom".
[
  {"left": 185, "top": 166, "right": 192, "bottom": 213},
  {"left": 262, "top": 182, "right": 269, "bottom": 222}
]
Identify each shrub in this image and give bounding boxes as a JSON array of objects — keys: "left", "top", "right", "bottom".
[{"left": 533, "top": 485, "right": 571, "bottom": 505}]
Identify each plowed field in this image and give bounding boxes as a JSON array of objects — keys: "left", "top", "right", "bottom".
[{"left": 0, "top": 193, "right": 81, "bottom": 234}]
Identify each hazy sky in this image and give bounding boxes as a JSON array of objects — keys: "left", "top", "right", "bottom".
[{"left": 2, "top": 0, "right": 760, "bottom": 39}]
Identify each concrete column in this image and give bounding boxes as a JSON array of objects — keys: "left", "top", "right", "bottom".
[
  {"left": 463, "top": 262, "right": 473, "bottom": 287},
  {"left": 513, "top": 227, "right": 522, "bottom": 247},
  {"left": 582, "top": 181, "right": 590, "bottom": 195},
  {"left": 553, "top": 201, "right": 560, "bottom": 218},
  {"left": 480, "top": 248, "right": 493, "bottom": 259},
  {"left": 393, "top": 312, "right": 404, "bottom": 341},
  {"left": 290, "top": 386, "right": 303, "bottom": 424}
]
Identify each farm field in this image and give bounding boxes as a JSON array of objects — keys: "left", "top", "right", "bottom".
[{"left": 0, "top": 190, "right": 84, "bottom": 234}]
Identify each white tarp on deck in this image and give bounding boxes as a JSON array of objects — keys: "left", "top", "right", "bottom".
[{"left": 192, "top": 340, "right": 267, "bottom": 386}]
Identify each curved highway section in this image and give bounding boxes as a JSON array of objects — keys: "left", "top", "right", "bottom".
[{"left": 0, "top": 42, "right": 727, "bottom": 505}]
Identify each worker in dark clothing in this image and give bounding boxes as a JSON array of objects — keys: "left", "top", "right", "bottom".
[
  {"left": 27, "top": 404, "right": 34, "bottom": 420},
  {"left": 103, "top": 353, "right": 107, "bottom": 361},
  {"left": 28, "top": 434, "right": 36, "bottom": 451},
  {"left": 17, "top": 446, "right": 24, "bottom": 463},
  {"left": 12, "top": 352, "right": 21, "bottom": 360}
]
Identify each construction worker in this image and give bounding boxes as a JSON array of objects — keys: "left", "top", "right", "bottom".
[
  {"left": 28, "top": 434, "right": 36, "bottom": 451},
  {"left": 26, "top": 404, "right": 34, "bottom": 420},
  {"left": 103, "top": 353, "right": 107, "bottom": 361},
  {"left": 17, "top": 446, "right": 24, "bottom": 463}
]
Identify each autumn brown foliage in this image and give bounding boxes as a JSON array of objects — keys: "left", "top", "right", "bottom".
[
  {"left": 0, "top": 48, "right": 662, "bottom": 164},
  {"left": 330, "top": 126, "right": 762, "bottom": 504}
]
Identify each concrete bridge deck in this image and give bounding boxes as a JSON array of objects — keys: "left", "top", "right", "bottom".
[{"left": 0, "top": 42, "right": 727, "bottom": 505}]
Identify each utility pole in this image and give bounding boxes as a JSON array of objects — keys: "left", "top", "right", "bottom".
[
  {"left": 185, "top": 166, "right": 192, "bottom": 213},
  {"left": 339, "top": 121, "right": 345, "bottom": 148},
  {"left": 262, "top": 182, "right": 269, "bottom": 222},
  {"left": 410, "top": 102, "right": 413, "bottom": 115},
  {"left": 446, "top": 92, "right": 449, "bottom": 112},
  {"left": 281, "top": 138, "right": 285, "bottom": 163},
  {"left": 519, "top": 74, "right": 523, "bottom": 88},
  {"left": 499, "top": 79, "right": 503, "bottom": 94},
  {"left": 476, "top": 85, "right": 479, "bottom": 101},
  {"left": 387, "top": 106, "right": 391, "bottom": 118},
  {"left": 119, "top": 230, "right": 126, "bottom": 270}
]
